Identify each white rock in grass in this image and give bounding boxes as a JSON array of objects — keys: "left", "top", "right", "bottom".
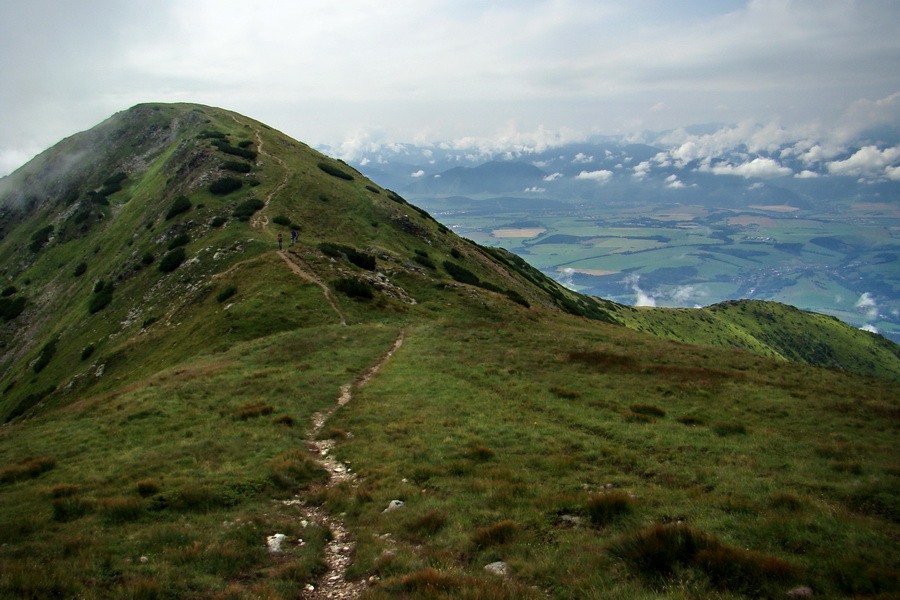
[
  {"left": 266, "top": 533, "right": 287, "bottom": 553},
  {"left": 484, "top": 561, "right": 509, "bottom": 576},
  {"left": 382, "top": 500, "right": 405, "bottom": 513}
]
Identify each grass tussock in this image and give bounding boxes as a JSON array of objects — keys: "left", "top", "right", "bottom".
[
  {"left": 100, "top": 496, "right": 145, "bottom": 523},
  {"left": 586, "top": 491, "right": 635, "bottom": 526},
  {"left": 1, "top": 456, "right": 56, "bottom": 484},
  {"left": 136, "top": 479, "right": 161, "bottom": 497},
  {"left": 629, "top": 403, "right": 666, "bottom": 417},
  {"left": 609, "top": 524, "right": 796, "bottom": 593},
  {"left": 269, "top": 449, "right": 328, "bottom": 490},
  {"left": 470, "top": 520, "right": 519, "bottom": 548},
  {"left": 404, "top": 510, "right": 449, "bottom": 537},
  {"left": 51, "top": 496, "right": 94, "bottom": 522},
  {"left": 549, "top": 386, "right": 581, "bottom": 399},
  {"left": 46, "top": 483, "right": 81, "bottom": 498},
  {"left": 566, "top": 350, "right": 638, "bottom": 370},
  {"left": 232, "top": 401, "right": 274, "bottom": 420},
  {"left": 711, "top": 422, "right": 748, "bottom": 436}
]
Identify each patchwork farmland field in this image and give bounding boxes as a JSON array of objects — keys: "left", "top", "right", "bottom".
[{"left": 414, "top": 196, "right": 900, "bottom": 341}]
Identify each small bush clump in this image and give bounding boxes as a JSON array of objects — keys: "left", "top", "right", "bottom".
[
  {"left": 165, "top": 195, "right": 192, "bottom": 220},
  {"left": 443, "top": 261, "right": 480, "bottom": 285},
  {"left": 209, "top": 177, "right": 243, "bottom": 195},
  {"left": 29, "top": 225, "right": 54, "bottom": 252},
  {"left": 168, "top": 233, "right": 190, "bottom": 249},
  {"left": 549, "top": 386, "right": 581, "bottom": 399},
  {"left": 334, "top": 277, "right": 374, "bottom": 299},
  {"left": 51, "top": 496, "right": 94, "bottom": 522},
  {"left": 272, "top": 215, "right": 291, "bottom": 226},
  {"left": 0, "top": 296, "right": 26, "bottom": 321},
  {"left": 232, "top": 198, "right": 265, "bottom": 221},
  {"left": 676, "top": 415, "right": 705, "bottom": 426},
  {"left": 317, "top": 161, "right": 354, "bottom": 180},
  {"left": 32, "top": 338, "right": 58, "bottom": 373},
  {"left": 210, "top": 216, "right": 227, "bottom": 227},
  {"left": 100, "top": 496, "right": 145, "bottom": 523},
  {"left": 222, "top": 160, "right": 251, "bottom": 173},
  {"left": 216, "top": 285, "right": 237, "bottom": 303},
  {"left": 158, "top": 247, "right": 186, "bottom": 273},
  {"left": 1, "top": 285, "right": 15, "bottom": 297},
  {"left": 72, "top": 262, "right": 87, "bottom": 277}
]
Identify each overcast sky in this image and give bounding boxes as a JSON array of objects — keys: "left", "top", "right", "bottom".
[{"left": 2, "top": 0, "right": 899, "bottom": 175}]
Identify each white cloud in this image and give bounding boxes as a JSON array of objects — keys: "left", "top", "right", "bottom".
[
  {"left": 861, "top": 324, "right": 879, "bottom": 333},
  {"left": 708, "top": 157, "right": 792, "bottom": 178},
  {"left": 410, "top": 169, "right": 425, "bottom": 178},
  {"left": 632, "top": 161, "right": 651, "bottom": 179},
  {"left": 572, "top": 152, "right": 593, "bottom": 164},
  {"left": 665, "top": 174, "right": 684, "bottom": 188},
  {"left": 855, "top": 292, "right": 879, "bottom": 319},
  {"left": 523, "top": 186, "right": 546, "bottom": 193},
  {"left": 827, "top": 145, "right": 900, "bottom": 178},
  {"left": 575, "top": 169, "right": 613, "bottom": 183},
  {"left": 543, "top": 172, "right": 563, "bottom": 181},
  {"left": 794, "top": 169, "right": 819, "bottom": 178},
  {"left": 624, "top": 273, "right": 656, "bottom": 307}
]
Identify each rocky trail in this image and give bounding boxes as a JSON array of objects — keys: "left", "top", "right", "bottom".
[
  {"left": 277, "top": 250, "right": 347, "bottom": 326},
  {"left": 283, "top": 330, "right": 406, "bottom": 600}
]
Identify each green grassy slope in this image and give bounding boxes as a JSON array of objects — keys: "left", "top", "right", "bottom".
[
  {"left": 613, "top": 300, "right": 900, "bottom": 380},
  {"left": 0, "top": 104, "right": 897, "bottom": 599}
]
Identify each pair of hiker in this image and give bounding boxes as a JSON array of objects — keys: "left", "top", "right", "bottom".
[{"left": 277, "top": 230, "right": 299, "bottom": 249}]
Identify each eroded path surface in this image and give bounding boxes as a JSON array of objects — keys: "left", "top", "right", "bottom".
[
  {"left": 285, "top": 331, "right": 406, "bottom": 600},
  {"left": 229, "top": 114, "right": 289, "bottom": 230},
  {"left": 277, "top": 250, "right": 347, "bottom": 326}
]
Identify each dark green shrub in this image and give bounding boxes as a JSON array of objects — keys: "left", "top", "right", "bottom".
[
  {"left": 443, "top": 261, "right": 480, "bottom": 285},
  {"left": 630, "top": 404, "right": 666, "bottom": 417},
  {"left": 317, "top": 162, "right": 354, "bottom": 180},
  {"left": 413, "top": 255, "right": 435, "bottom": 269},
  {"left": 366, "top": 185, "right": 381, "bottom": 194},
  {"left": 505, "top": 289, "right": 530, "bottom": 307},
  {"left": 209, "top": 177, "right": 243, "bottom": 195},
  {"left": 168, "top": 233, "right": 190, "bottom": 249},
  {"left": 88, "top": 285, "right": 113, "bottom": 313},
  {"left": 586, "top": 492, "right": 634, "bottom": 526},
  {"left": 210, "top": 216, "right": 227, "bottom": 227},
  {"left": 198, "top": 129, "right": 226, "bottom": 139},
  {"left": 211, "top": 139, "right": 257, "bottom": 160},
  {"left": 32, "top": 338, "right": 58, "bottom": 373},
  {"left": 72, "top": 262, "right": 87, "bottom": 277},
  {"left": 232, "top": 198, "right": 264, "bottom": 221},
  {"left": 29, "top": 225, "right": 53, "bottom": 252},
  {"left": 334, "top": 277, "right": 374, "bottom": 299},
  {"left": 386, "top": 190, "right": 406, "bottom": 204},
  {"left": 165, "top": 195, "right": 192, "bottom": 220},
  {"left": 142, "top": 316, "right": 159, "bottom": 328},
  {"left": 471, "top": 520, "right": 519, "bottom": 548},
  {"left": 0, "top": 296, "right": 26, "bottom": 321},
  {"left": 237, "top": 140, "right": 253, "bottom": 148},
  {"left": 141, "top": 252, "right": 154, "bottom": 265},
  {"left": 272, "top": 215, "right": 291, "bottom": 226},
  {"left": 216, "top": 285, "right": 237, "bottom": 303},
  {"left": 80, "top": 345, "right": 95, "bottom": 361},
  {"left": 1, "top": 285, "right": 15, "bottom": 297},
  {"left": 450, "top": 248, "right": 462, "bottom": 259},
  {"left": 158, "top": 247, "right": 186, "bottom": 273},
  {"left": 222, "top": 160, "right": 251, "bottom": 173}
]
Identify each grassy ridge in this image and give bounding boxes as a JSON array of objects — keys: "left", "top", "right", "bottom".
[{"left": 1, "top": 103, "right": 898, "bottom": 598}]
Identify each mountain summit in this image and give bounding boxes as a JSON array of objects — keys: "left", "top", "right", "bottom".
[{"left": 0, "top": 104, "right": 897, "bottom": 599}]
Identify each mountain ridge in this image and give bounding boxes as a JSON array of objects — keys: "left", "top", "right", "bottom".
[{"left": 0, "top": 103, "right": 897, "bottom": 599}]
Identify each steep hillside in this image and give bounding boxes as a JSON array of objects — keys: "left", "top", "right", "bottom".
[{"left": 0, "top": 104, "right": 897, "bottom": 600}]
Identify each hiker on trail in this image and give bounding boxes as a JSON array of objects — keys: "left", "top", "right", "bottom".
[
  {"left": 277, "top": 232, "right": 283, "bottom": 250},
  {"left": 291, "top": 229, "right": 298, "bottom": 245}
]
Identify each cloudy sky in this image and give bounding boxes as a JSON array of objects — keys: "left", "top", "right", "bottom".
[{"left": 1, "top": 0, "right": 899, "bottom": 175}]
